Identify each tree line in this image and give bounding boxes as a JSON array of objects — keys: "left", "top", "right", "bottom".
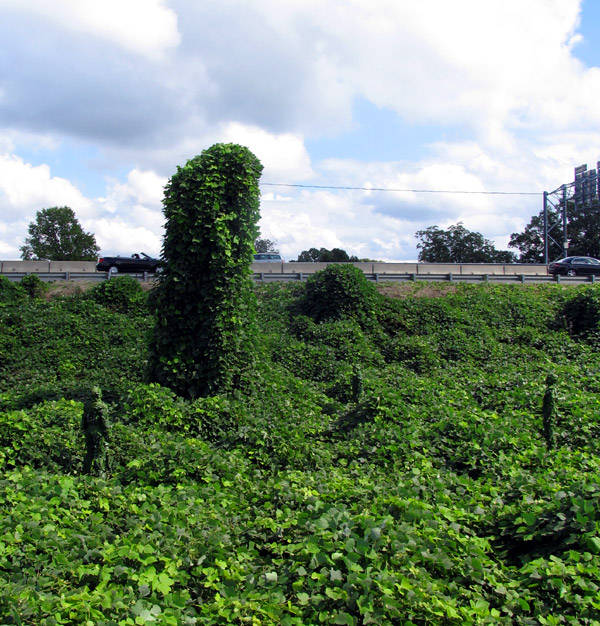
[{"left": 18, "top": 200, "right": 600, "bottom": 264}]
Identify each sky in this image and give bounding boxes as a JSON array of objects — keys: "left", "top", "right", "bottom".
[{"left": 1, "top": 0, "right": 600, "bottom": 262}]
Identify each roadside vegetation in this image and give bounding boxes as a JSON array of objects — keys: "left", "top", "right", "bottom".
[{"left": 2, "top": 269, "right": 600, "bottom": 624}]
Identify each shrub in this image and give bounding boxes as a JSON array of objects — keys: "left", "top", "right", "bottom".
[
  {"left": 87, "top": 275, "right": 147, "bottom": 314},
  {"left": 20, "top": 274, "right": 46, "bottom": 298},
  {"left": 121, "top": 383, "right": 186, "bottom": 431},
  {"left": 0, "top": 399, "right": 83, "bottom": 473},
  {"left": 298, "top": 264, "right": 378, "bottom": 324},
  {"left": 185, "top": 395, "right": 239, "bottom": 442},
  {"left": 0, "top": 296, "right": 151, "bottom": 395},
  {"left": 559, "top": 286, "right": 600, "bottom": 336},
  {"left": 148, "top": 143, "right": 263, "bottom": 398},
  {"left": 290, "top": 315, "right": 382, "bottom": 365},
  {"left": 0, "top": 275, "right": 25, "bottom": 302}
]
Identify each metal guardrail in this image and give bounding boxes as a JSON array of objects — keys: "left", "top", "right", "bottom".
[
  {"left": 2, "top": 270, "right": 591, "bottom": 284},
  {"left": 254, "top": 272, "right": 596, "bottom": 284},
  {"left": 1, "top": 272, "right": 110, "bottom": 283}
]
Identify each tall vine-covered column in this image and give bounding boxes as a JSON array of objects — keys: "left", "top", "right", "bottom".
[{"left": 147, "top": 143, "right": 263, "bottom": 398}]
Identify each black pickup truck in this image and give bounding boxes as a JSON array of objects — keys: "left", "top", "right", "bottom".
[{"left": 96, "top": 252, "right": 161, "bottom": 274}]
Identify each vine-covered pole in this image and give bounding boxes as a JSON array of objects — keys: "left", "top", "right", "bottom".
[{"left": 148, "top": 143, "right": 263, "bottom": 399}]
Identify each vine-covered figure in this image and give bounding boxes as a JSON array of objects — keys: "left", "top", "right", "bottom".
[
  {"left": 81, "top": 386, "right": 110, "bottom": 475},
  {"left": 542, "top": 373, "right": 557, "bottom": 450},
  {"left": 351, "top": 365, "right": 363, "bottom": 403}
]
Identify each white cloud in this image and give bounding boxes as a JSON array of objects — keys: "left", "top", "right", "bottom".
[
  {"left": 322, "top": 0, "right": 589, "bottom": 134},
  {"left": 201, "top": 0, "right": 590, "bottom": 139},
  {"left": 94, "top": 168, "right": 168, "bottom": 254},
  {"left": 260, "top": 192, "right": 349, "bottom": 259},
  {"left": 0, "top": 0, "right": 180, "bottom": 58},
  {"left": 2, "top": 1, "right": 595, "bottom": 156},
  {"left": 220, "top": 123, "right": 314, "bottom": 181},
  {"left": 0, "top": 152, "right": 105, "bottom": 258},
  {"left": 260, "top": 185, "right": 430, "bottom": 262},
  {"left": 0, "top": 154, "right": 93, "bottom": 222},
  {"left": 127, "top": 169, "right": 167, "bottom": 205},
  {"left": 103, "top": 168, "right": 167, "bottom": 211},
  {"left": 92, "top": 218, "right": 162, "bottom": 257},
  {"left": 0, "top": 155, "right": 170, "bottom": 258},
  {"left": 2, "top": 0, "right": 599, "bottom": 262},
  {"left": 260, "top": 138, "right": 550, "bottom": 260}
]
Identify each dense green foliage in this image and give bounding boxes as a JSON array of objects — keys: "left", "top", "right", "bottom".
[
  {"left": 19, "top": 274, "right": 47, "bottom": 299},
  {"left": 2, "top": 277, "right": 600, "bottom": 623},
  {"left": 254, "top": 237, "right": 279, "bottom": 254},
  {"left": 416, "top": 223, "right": 516, "bottom": 263},
  {"left": 0, "top": 276, "right": 28, "bottom": 303},
  {"left": 560, "top": 285, "right": 600, "bottom": 337},
  {"left": 297, "top": 264, "right": 378, "bottom": 325},
  {"left": 20, "top": 206, "right": 99, "bottom": 261},
  {"left": 88, "top": 275, "right": 147, "bottom": 315},
  {"left": 509, "top": 208, "right": 563, "bottom": 263},
  {"left": 294, "top": 248, "right": 371, "bottom": 263},
  {"left": 510, "top": 200, "right": 600, "bottom": 262},
  {"left": 566, "top": 198, "right": 600, "bottom": 259},
  {"left": 148, "top": 143, "right": 263, "bottom": 399}
]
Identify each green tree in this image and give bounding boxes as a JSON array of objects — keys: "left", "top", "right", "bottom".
[
  {"left": 508, "top": 210, "right": 555, "bottom": 263},
  {"left": 20, "top": 206, "right": 99, "bottom": 261},
  {"left": 565, "top": 201, "right": 600, "bottom": 258},
  {"left": 254, "top": 236, "right": 279, "bottom": 253},
  {"left": 415, "top": 223, "right": 516, "bottom": 263},
  {"left": 509, "top": 203, "right": 600, "bottom": 262},
  {"left": 296, "top": 247, "right": 356, "bottom": 262},
  {"left": 296, "top": 247, "right": 322, "bottom": 262},
  {"left": 147, "top": 143, "right": 263, "bottom": 399}
]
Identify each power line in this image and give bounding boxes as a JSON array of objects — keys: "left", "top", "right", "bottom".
[{"left": 260, "top": 182, "right": 541, "bottom": 196}]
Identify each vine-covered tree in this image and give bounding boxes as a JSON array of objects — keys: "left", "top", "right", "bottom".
[
  {"left": 415, "top": 223, "right": 516, "bottom": 263},
  {"left": 148, "top": 143, "right": 263, "bottom": 398},
  {"left": 20, "top": 206, "right": 99, "bottom": 261}
]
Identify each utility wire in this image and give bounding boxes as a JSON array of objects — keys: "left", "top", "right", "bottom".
[{"left": 260, "top": 182, "right": 541, "bottom": 196}]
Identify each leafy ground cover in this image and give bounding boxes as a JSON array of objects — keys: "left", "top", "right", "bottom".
[{"left": 1, "top": 274, "right": 600, "bottom": 624}]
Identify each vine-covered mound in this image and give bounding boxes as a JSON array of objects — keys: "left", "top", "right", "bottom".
[{"left": 1, "top": 277, "right": 600, "bottom": 624}]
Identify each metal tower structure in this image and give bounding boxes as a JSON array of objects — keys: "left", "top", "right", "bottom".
[
  {"left": 543, "top": 163, "right": 600, "bottom": 264},
  {"left": 543, "top": 183, "right": 570, "bottom": 265}
]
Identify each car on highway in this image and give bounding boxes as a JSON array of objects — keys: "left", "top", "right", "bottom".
[
  {"left": 548, "top": 256, "right": 600, "bottom": 277},
  {"left": 96, "top": 252, "right": 161, "bottom": 274},
  {"left": 253, "top": 253, "right": 283, "bottom": 262}
]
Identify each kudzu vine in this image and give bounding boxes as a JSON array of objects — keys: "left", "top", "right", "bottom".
[{"left": 148, "top": 143, "right": 263, "bottom": 398}]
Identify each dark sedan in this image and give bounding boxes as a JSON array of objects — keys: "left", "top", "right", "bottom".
[
  {"left": 548, "top": 256, "right": 600, "bottom": 276},
  {"left": 96, "top": 252, "right": 161, "bottom": 274}
]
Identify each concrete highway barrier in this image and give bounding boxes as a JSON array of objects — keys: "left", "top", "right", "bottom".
[
  {"left": 49, "top": 261, "right": 97, "bottom": 272},
  {"left": 1, "top": 260, "right": 550, "bottom": 277},
  {"left": 1, "top": 260, "right": 51, "bottom": 273}
]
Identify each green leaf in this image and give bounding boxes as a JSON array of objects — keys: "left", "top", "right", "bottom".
[
  {"left": 586, "top": 536, "right": 600, "bottom": 554},
  {"left": 332, "top": 612, "right": 355, "bottom": 625},
  {"left": 153, "top": 572, "right": 174, "bottom": 595},
  {"left": 265, "top": 571, "right": 278, "bottom": 583},
  {"left": 297, "top": 592, "right": 310, "bottom": 605}
]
